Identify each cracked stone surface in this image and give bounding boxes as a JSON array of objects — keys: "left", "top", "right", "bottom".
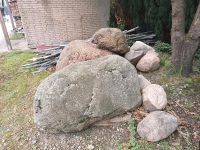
[{"left": 34, "top": 55, "right": 142, "bottom": 133}]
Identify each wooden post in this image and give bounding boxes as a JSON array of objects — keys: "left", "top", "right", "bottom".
[
  {"left": 0, "top": 8, "right": 12, "bottom": 50},
  {"left": 4, "top": 0, "right": 15, "bottom": 30}
]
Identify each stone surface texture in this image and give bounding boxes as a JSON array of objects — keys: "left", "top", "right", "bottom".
[
  {"left": 138, "top": 75, "right": 151, "bottom": 90},
  {"left": 136, "top": 51, "right": 160, "bottom": 72},
  {"left": 125, "top": 50, "right": 144, "bottom": 66},
  {"left": 92, "top": 28, "right": 129, "bottom": 55},
  {"left": 137, "top": 111, "right": 178, "bottom": 142},
  {"left": 56, "top": 40, "right": 112, "bottom": 71},
  {"left": 130, "top": 41, "right": 155, "bottom": 54},
  {"left": 34, "top": 55, "right": 142, "bottom": 133},
  {"left": 142, "top": 84, "right": 167, "bottom": 112}
]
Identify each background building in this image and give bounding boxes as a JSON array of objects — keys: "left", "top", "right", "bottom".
[
  {"left": 17, "top": 0, "right": 110, "bottom": 47},
  {"left": 9, "top": 0, "right": 22, "bottom": 28}
]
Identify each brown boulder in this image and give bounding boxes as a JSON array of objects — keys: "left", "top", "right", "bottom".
[
  {"left": 56, "top": 40, "right": 113, "bottom": 71},
  {"left": 92, "top": 28, "right": 129, "bottom": 55}
]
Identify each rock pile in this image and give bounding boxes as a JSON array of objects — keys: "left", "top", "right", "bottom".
[
  {"left": 34, "top": 28, "right": 177, "bottom": 142},
  {"left": 125, "top": 41, "right": 160, "bottom": 72}
]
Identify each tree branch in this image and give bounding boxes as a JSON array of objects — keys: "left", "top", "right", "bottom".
[{"left": 187, "top": 2, "right": 200, "bottom": 41}]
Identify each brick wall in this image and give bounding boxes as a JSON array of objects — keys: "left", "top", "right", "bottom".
[
  {"left": 17, "top": 0, "right": 110, "bottom": 47},
  {"left": 9, "top": 0, "right": 22, "bottom": 28}
]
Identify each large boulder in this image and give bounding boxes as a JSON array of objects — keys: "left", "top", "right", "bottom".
[
  {"left": 34, "top": 55, "right": 142, "bottom": 133},
  {"left": 92, "top": 28, "right": 129, "bottom": 55},
  {"left": 130, "top": 41, "right": 155, "bottom": 54},
  {"left": 136, "top": 51, "right": 160, "bottom": 72},
  {"left": 142, "top": 84, "right": 167, "bottom": 112},
  {"left": 56, "top": 40, "right": 112, "bottom": 71},
  {"left": 137, "top": 111, "right": 178, "bottom": 142}
]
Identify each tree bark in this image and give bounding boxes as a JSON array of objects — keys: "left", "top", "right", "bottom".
[
  {"left": 171, "top": 0, "right": 185, "bottom": 69},
  {"left": 171, "top": 0, "right": 200, "bottom": 76},
  {"left": 115, "top": 0, "right": 133, "bottom": 28},
  {"left": 181, "top": 2, "right": 200, "bottom": 76}
]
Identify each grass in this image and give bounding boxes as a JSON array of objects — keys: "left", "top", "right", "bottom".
[
  {"left": 0, "top": 51, "right": 50, "bottom": 149},
  {"left": 9, "top": 33, "right": 25, "bottom": 40},
  {"left": 194, "top": 114, "right": 200, "bottom": 121},
  {"left": 160, "top": 53, "right": 172, "bottom": 69}
]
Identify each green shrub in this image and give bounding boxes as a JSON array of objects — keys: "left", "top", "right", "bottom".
[
  {"left": 117, "top": 22, "right": 126, "bottom": 31},
  {"left": 118, "top": 118, "right": 141, "bottom": 150},
  {"left": 128, "top": 118, "right": 137, "bottom": 136},
  {"left": 160, "top": 54, "right": 172, "bottom": 68},
  {"left": 9, "top": 32, "right": 25, "bottom": 40},
  {"left": 154, "top": 41, "right": 172, "bottom": 54},
  {"left": 195, "top": 114, "right": 200, "bottom": 121},
  {"left": 195, "top": 49, "right": 200, "bottom": 72},
  {"left": 195, "top": 49, "right": 200, "bottom": 60}
]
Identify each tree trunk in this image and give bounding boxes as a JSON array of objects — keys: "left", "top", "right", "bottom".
[
  {"left": 171, "top": 0, "right": 200, "bottom": 76},
  {"left": 171, "top": 0, "right": 185, "bottom": 70},
  {"left": 181, "top": 38, "right": 199, "bottom": 75},
  {"left": 115, "top": 0, "right": 133, "bottom": 28}
]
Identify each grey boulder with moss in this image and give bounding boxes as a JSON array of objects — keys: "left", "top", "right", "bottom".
[{"left": 34, "top": 55, "right": 142, "bottom": 133}]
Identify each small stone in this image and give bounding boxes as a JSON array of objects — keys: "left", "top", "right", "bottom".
[
  {"left": 87, "top": 144, "right": 95, "bottom": 150},
  {"left": 32, "top": 140, "right": 37, "bottom": 145},
  {"left": 136, "top": 51, "right": 160, "bottom": 72},
  {"left": 130, "top": 41, "right": 155, "bottom": 54},
  {"left": 137, "top": 111, "right": 178, "bottom": 142},
  {"left": 142, "top": 84, "right": 167, "bottom": 112}
]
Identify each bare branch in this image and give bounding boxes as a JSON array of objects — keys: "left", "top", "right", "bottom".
[{"left": 187, "top": 2, "right": 200, "bottom": 40}]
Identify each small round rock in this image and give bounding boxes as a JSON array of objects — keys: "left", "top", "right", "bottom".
[
  {"left": 87, "top": 144, "right": 95, "bottom": 150},
  {"left": 137, "top": 111, "right": 178, "bottom": 142}
]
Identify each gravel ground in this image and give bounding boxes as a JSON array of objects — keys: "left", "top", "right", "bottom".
[{"left": 34, "top": 123, "right": 129, "bottom": 150}]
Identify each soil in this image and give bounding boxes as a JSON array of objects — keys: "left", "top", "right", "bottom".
[{"left": 143, "top": 68, "right": 200, "bottom": 149}]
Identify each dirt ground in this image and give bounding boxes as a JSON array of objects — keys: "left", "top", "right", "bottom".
[
  {"left": 143, "top": 68, "right": 200, "bottom": 149},
  {"left": 0, "top": 51, "right": 199, "bottom": 150}
]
